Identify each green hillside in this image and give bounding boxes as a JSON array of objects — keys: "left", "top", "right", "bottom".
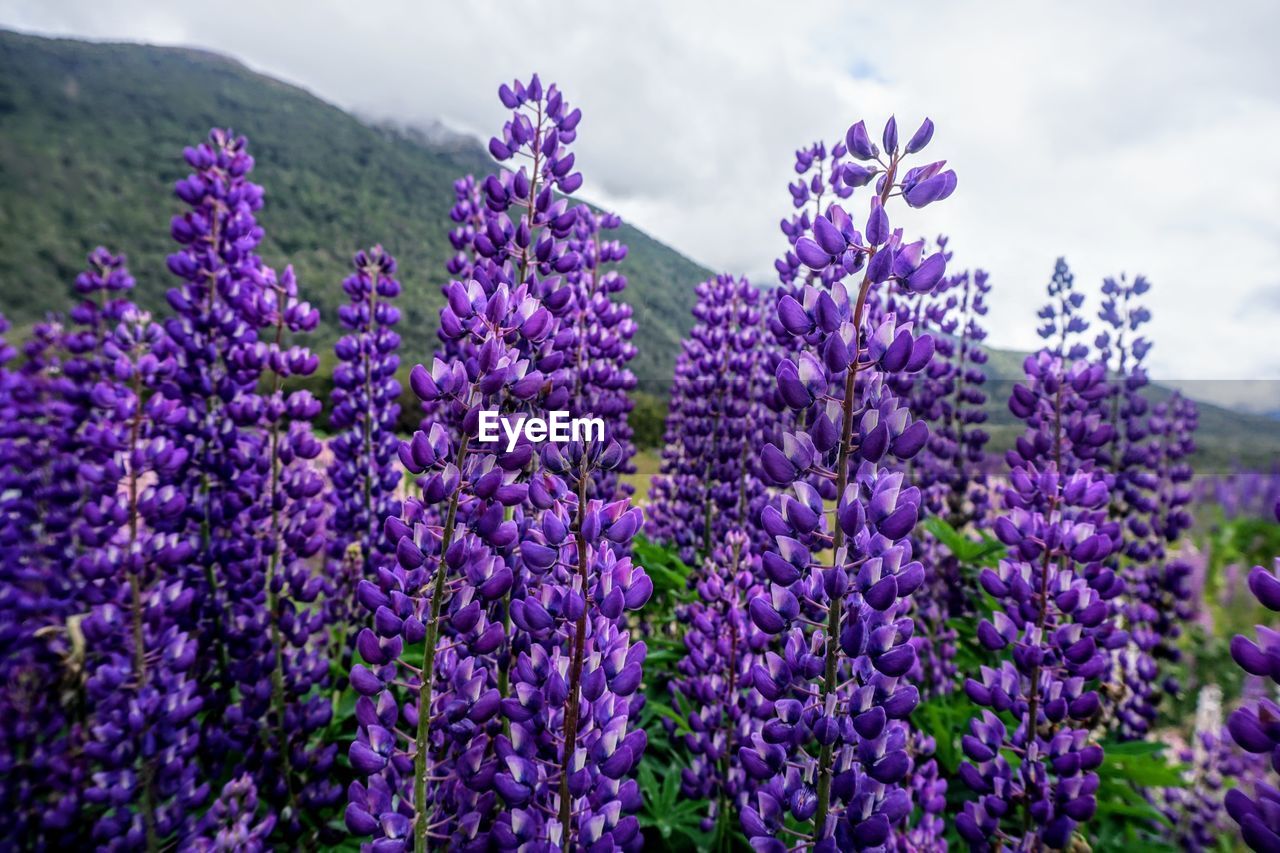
[{"left": 0, "top": 28, "right": 709, "bottom": 382}]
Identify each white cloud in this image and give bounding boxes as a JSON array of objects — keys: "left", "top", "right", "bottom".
[{"left": 3, "top": 0, "right": 1280, "bottom": 403}]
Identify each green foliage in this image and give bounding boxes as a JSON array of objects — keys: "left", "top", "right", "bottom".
[
  {"left": 633, "top": 534, "right": 695, "bottom": 607},
  {"left": 914, "top": 685, "right": 987, "bottom": 776},
  {"left": 1090, "top": 740, "right": 1184, "bottom": 850},
  {"left": 920, "top": 516, "right": 1006, "bottom": 570},
  {"left": 635, "top": 755, "right": 709, "bottom": 850},
  {"left": 630, "top": 390, "right": 669, "bottom": 449},
  {"left": 627, "top": 535, "right": 723, "bottom": 850}
]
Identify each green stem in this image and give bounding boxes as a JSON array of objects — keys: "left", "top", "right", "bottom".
[
  {"left": 125, "top": 367, "right": 159, "bottom": 853},
  {"left": 265, "top": 316, "right": 299, "bottom": 818},
  {"left": 414, "top": 434, "right": 471, "bottom": 853},
  {"left": 558, "top": 464, "right": 591, "bottom": 849},
  {"left": 812, "top": 156, "right": 897, "bottom": 839}
]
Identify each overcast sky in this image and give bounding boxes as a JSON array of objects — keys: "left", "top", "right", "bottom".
[{"left": 4, "top": 0, "right": 1280, "bottom": 409}]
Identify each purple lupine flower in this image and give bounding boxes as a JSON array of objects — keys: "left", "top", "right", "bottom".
[
  {"left": 232, "top": 265, "right": 340, "bottom": 838},
  {"left": 0, "top": 314, "right": 90, "bottom": 844},
  {"left": 878, "top": 243, "right": 994, "bottom": 697},
  {"left": 559, "top": 205, "right": 638, "bottom": 500},
  {"left": 430, "top": 73, "right": 586, "bottom": 412},
  {"left": 1200, "top": 468, "right": 1280, "bottom": 522},
  {"left": 1225, "top": 503, "right": 1280, "bottom": 851},
  {"left": 494, "top": 439, "right": 650, "bottom": 849},
  {"left": 328, "top": 246, "right": 404, "bottom": 642},
  {"left": 742, "top": 115, "right": 953, "bottom": 850},
  {"left": 347, "top": 275, "right": 555, "bottom": 851},
  {"left": 1036, "top": 258, "right": 1090, "bottom": 361},
  {"left": 890, "top": 249, "right": 993, "bottom": 529},
  {"left": 434, "top": 76, "right": 635, "bottom": 500},
  {"left": 160, "top": 128, "right": 278, "bottom": 763},
  {"left": 1112, "top": 393, "right": 1201, "bottom": 739},
  {"left": 668, "top": 532, "right": 772, "bottom": 834},
  {"left": 648, "top": 273, "right": 772, "bottom": 563},
  {"left": 774, "top": 140, "right": 856, "bottom": 294},
  {"left": 956, "top": 349, "right": 1125, "bottom": 850},
  {"left": 765, "top": 138, "right": 857, "bottom": 436},
  {"left": 161, "top": 129, "right": 340, "bottom": 841},
  {"left": 1090, "top": 275, "right": 1203, "bottom": 739},
  {"left": 78, "top": 306, "right": 207, "bottom": 849},
  {"left": 1095, "top": 274, "right": 1156, "bottom": 535},
  {"left": 188, "top": 774, "right": 277, "bottom": 852},
  {"left": 891, "top": 735, "right": 948, "bottom": 851}
]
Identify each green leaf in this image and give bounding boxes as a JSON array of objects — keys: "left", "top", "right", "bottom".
[{"left": 646, "top": 701, "right": 695, "bottom": 736}]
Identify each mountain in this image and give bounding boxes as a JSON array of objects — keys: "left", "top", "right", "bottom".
[
  {"left": 1, "top": 29, "right": 1276, "bottom": 469},
  {"left": 0, "top": 28, "right": 710, "bottom": 384}
]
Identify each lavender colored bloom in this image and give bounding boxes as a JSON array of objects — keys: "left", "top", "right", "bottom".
[
  {"left": 1200, "top": 469, "right": 1280, "bottom": 522},
  {"left": 431, "top": 75, "right": 636, "bottom": 500},
  {"left": 0, "top": 354, "right": 80, "bottom": 841},
  {"left": 236, "top": 265, "right": 341, "bottom": 836},
  {"left": 741, "top": 115, "right": 952, "bottom": 850},
  {"left": 188, "top": 775, "right": 277, "bottom": 852},
  {"left": 877, "top": 243, "right": 994, "bottom": 696},
  {"left": 328, "top": 246, "right": 404, "bottom": 643},
  {"left": 346, "top": 274, "right": 557, "bottom": 850},
  {"left": 76, "top": 305, "right": 211, "bottom": 849},
  {"left": 0, "top": 249, "right": 147, "bottom": 844},
  {"left": 560, "top": 206, "right": 639, "bottom": 500},
  {"left": 494, "top": 440, "right": 649, "bottom": 849},
  {"left": 890, "top": 250, "right": 992, "bottom": 528},
  {"left": 160, "top": 128, "right": 339, "bottom": 841},
  {"left": 1095, "top": 274, "right": 1156, "bottom": 532},
  {"left": 1087, "top": 274, "right": 1203, "bottom": 739},
  {"left": 1036, "top": 258, "right": 1090, "bottom": 361},
  {"left": 648, "top": 274, "right": 772, "bottom": 563},
  {"left": 161, "top": 128, "right": 278, "bottom": 762},
  {"left": 891, "top": 735, "right": 948, "bottom": 851},
  {"left": 956, "top": 348, "right": 1124, "bottom": 850},
  {"left": 669, "top": 533, "right": 772, "bottom": 834}
]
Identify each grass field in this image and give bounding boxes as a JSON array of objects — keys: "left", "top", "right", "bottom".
[{"left": 623, "top": 448, "right": 662, "bottom": 504}]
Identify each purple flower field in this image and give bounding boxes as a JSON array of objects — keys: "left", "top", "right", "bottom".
[{"left": 2, "top": 69, "right": 1279, "bottom": 853}]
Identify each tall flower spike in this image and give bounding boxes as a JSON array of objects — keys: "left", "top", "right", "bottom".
[
  {"left": 328, "top": 246, "right": 404, "bottom": 637},
  {"left": 560, "top": 206, "right": 638, "bottom": 499},
  {"left": 742, "top": 114, "right": 953, "bottom": 851},
  {"left": 161, "top": 128, "right": 279, "bottom": 765},
  {"left": 1092, "top": 274, "right": 1199, "bottom": 739},
  {"left": 956, "top": 348, "right": 1125, "bottom": 850},
  {"left": 0, "top": 254, "right": 144, "bottom": 844},
  {"left": 1036, "top": 258, "right": 1090, "bottom": 361},
  {"left": 1158, "top": 685, "right": 1268, "bottom": 852},
  {"left": 877, "top": 247, "right": 993, "bottom": 697},
  {"left": 436, "top": 76, "right": 639, "bottom": 500},
  {"left": 79, "top": 306, "right": 208, "bottom": 848},
  {"left": 669, "top": 533, "right": 772, "bottom": 836},
  {"left": 648, "top": 273, "right": 772, "bottom": 563},
  {"left": 347, "top": 273, "right": 555, "bottom": 851},
  {"left": 236, "top": 264, "right": 340, "bottom": 839},
  {"left": 188, "top": 775, "right": 277, "bottom": 852},
  {"left": 432, "top": 73, "right": 585, "bottom": 407},
  {"left": 496, "top": 438, "right": 650, "bottom": 850}
]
